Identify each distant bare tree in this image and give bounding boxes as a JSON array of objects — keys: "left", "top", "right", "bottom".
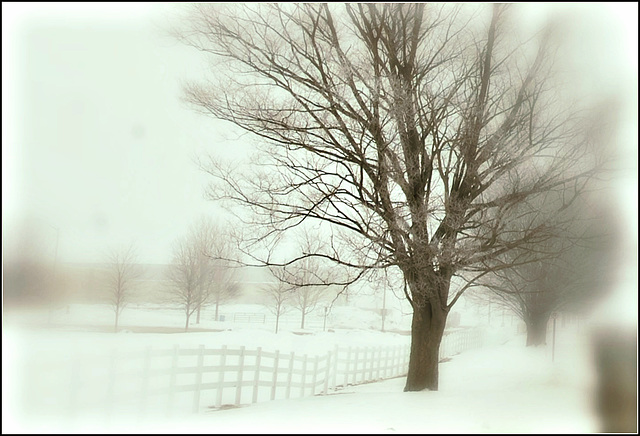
[
  {"left": 209, "top": 274, "right": 240, "bottom": 322},
  {"left": 275, "top": 231, "right": 335, "bottom": 330},
  {"left": 105, "top": 245, "right": 142, "bottom": 333},
  {"left": 166, "top": 218, "right": 239, "bottom": 330},
  {"left": 194, "top": 218, "right": 239, "bottom": 322},
  {"left": 292, "top": 283, "right": 326, "bottom": 330},
  {"left": 166, "top": 234, "right": 201, "bottom": 331},
  {"left": 179, "top": 3, "right": 612, "bottom": 390},
  {"left": 263, "top": 268, "right": 293, "bottom": 333}
]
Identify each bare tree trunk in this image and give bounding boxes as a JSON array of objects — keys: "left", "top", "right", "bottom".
[
  {"left": 275, "top": 312, "right": 280, "bottom": 334},
  {"left": 300, "top": 310, "right": 306, "bottom": 329},
  {"left": 404, "top": 302, "right": 447, "bottom": 391},
  {"left": 215, "top": 300, "right": 220, "bottom": 322},
  {"left": 196, "top": 305, "right": 201, "bottom": 324},
  {"left": 114, "top": 309, "right": 119, "bottom": 333},
  {"left": 185, "top": 312, "right": 191, "bottom": 332},
  {"left": 525, "top": 313, "right": 549, "bottom": 346}
]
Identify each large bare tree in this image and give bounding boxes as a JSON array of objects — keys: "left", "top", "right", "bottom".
[
  {"left": 178, "top": 4, "right": 607, "bottom": 390},
  {"left": 105, "top": 245, "right": 142, "bottom": 333}
]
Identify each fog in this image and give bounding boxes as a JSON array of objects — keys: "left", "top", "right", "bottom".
[
  {"left": 2, "top": 3, "right": 636, "bottom": 266},
  {"left": 2, "top": 3, "right": 637, "bottom": 434}
]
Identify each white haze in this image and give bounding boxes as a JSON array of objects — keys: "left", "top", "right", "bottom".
[
  {"left": 2, "top": 3, "right": 636, "bottom": 266},
  {"left": 2, "top": 2, "right": 637, "bottom": 434}
]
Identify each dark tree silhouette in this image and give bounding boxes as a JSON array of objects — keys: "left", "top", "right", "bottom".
[{"left": 469, "top": 192, "right": 621, "bottom": 346}]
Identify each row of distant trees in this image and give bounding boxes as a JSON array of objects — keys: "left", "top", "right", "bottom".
[
  {"left": 109, "top": 197, "right": 618, "bottom": 342},
  {"left": 164, "top": 217, "right": 239, "bottom": 330},
  {"left": 103, "top": 218, "right": 337, "bottom": 333},
  {"left": 5, "top": 209, "right": 610, "bottom": 341},
  {"left": 264, "top": 233, "right": 339, "bottom": 333},
  {"left": 103, "top": 218, "right": 237, "bottom": 333},
  {"left": 107, "top": 195, "right": 615, "bottom": 340},
  {"left": 4, "top": 208, "right": 613, "bottom": 342}
]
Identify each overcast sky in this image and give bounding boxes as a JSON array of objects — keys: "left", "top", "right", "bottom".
[
  {"left": 3, "top": 3, "right": 251, "bottom": 265},
  {"left": 2, "top": 3, "right": 637, "bottom": 266}
]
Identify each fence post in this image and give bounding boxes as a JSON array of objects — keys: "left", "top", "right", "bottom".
[
  {"left": 167, "top": 344, "right": 179, "bottom": 416},
  {"left": 323, "top": 350, "right": 331, "bottom": 394},
  {"left": 332, "top": 345, "right": 339, "bottom": 390},
  {"left": 216, "top": 345, "right": 227, "bottom": 408},
  {"left": 270, "top": 350, "right": 280, "bottom": 401},
  {"left": 286, "top": 352, "right": 295, "bottom": 399},
  {"left": 344, "top": 347, "right": 351, "bottom": 387},
  {"left": 300, "top": 354, "right": 308, "bottom": 398},
  {"left": 352, "top": 348, "right": 359, "bottom": 385},
  {"left": 405, "top": 345, "right": 410, "bottom": 372},
  {"left": 252, "top": 347, "right": 262, "bottom": 404},
  {"left": 452, "top": 333, "right": 457, "bottom": 354},
  {"left": 311, "top": 356, "right": 319, "bottom": 395},
  {"left": 383, "top": 347, "right": 390, "bottom": 379},
  {"left": 192, "top": 345, "right": 205, "bottom": 413},
  {"left": 451, "top": 332, "right": 456, "bottom": 354},
  {"left": 235, "top": 346, "right": 245, "bottom": 405},
  {"left": 368, "top": 347, "right": 375, "bottom": 381},
  {"left": 362, "top": 347, "right": 368, "bottom": 382},
  {"left": 392, "top": 346, "right": 398, "bottom": 377}
]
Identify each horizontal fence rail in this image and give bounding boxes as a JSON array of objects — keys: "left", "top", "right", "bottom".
[
  {"left": 22, "top": 328, "right": 482, "bottom": 420},
  {"left": 232, "top": 313, "right": 266, "bottom": 324}
]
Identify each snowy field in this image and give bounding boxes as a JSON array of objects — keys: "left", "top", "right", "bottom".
[
  {"left": 3, "top": 303, "right": 603, "bottom": 433},
  {"left": 160, "top": 333, "right": 599, "bottom": 434}
]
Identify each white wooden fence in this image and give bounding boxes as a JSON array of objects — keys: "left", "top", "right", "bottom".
[
  {"left": 439, "top": 327, "right": 483, "bottom": 358},
  {"left": 59, "top": 343, "right": 411, "bottom": 417},
  {"left": 25, "top": 328, "right": 482, "bottom": 419}
]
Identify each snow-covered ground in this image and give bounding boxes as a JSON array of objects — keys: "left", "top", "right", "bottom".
[
  {"left": 3, "top": 303, "right": 602, "bottom": 433},
  {"left": 166, "top": 335, "right": 599, "bottom": 434},
  {"left": 2, "top": 301, "right": 413, "bottom": 333}
]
